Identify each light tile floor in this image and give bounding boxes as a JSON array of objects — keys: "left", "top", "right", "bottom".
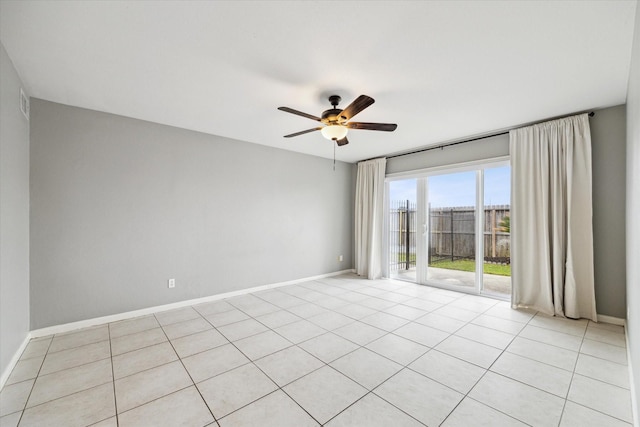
[{"left": 0, "top": 274, "right": 634, "bottom": 427}]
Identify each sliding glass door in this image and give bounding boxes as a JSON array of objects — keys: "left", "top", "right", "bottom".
[
  {"left": 388, "top": 179, "right": 417, "bottom": 282},
  {"left": 386, "top": 160, "right": 511, "bottom": 298},
  {"left": 481, "top": 165, "right": 511, "bottom": 297},
  {"left": 425, "top": 170, "right": 478, "bottom": 292}
]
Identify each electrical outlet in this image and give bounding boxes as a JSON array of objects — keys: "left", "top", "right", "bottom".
[
  {"left": 338, "top": 255, "right": 343, "bottom": 262},
  {"left": 168, "top": 278, "right": 175, "bottom": 288}
]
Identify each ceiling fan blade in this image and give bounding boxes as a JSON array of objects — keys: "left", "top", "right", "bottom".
[
  {"left": 278, "top": 107, "right": 322, "bottom": 122},
  {"left": 346, "top": 122, "right": 397, "bottom": 131},
  {"left": 336, "top": 136, "right": 349, "bottom": 146},
  {"left": 283, "top": 127, "right": 322, "bottom": 138},
  {"left": 339, "top": 95, "right": 375, "bottom": 121}
]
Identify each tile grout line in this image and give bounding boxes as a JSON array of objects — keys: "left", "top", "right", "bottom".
[
  {"left": 25, "top": 348, "right": 112, "bottom": 379},
  {"left": 8, "top": 333, "right": 113, "bottom": 415},
  {"left": 108, "top": 316, "right": 162, "bottom": 341},
  {"left": 113, "top": 383, "right": 199, "bottom": 421},
  {"left": 556, "top": 318, "right": 588, "bottom": 427},
  {"left": 310, "top": 280, "right": 620, "bottom": 424},
  {"left": 440, "top": 306, "right": 518, "bottom": 422},
  {"left": 454, "top": 312, "right": 631, "bottom": 426},
  {"left": 321, "top": 389, "right": 428, "bottom": 427},
  {"left": 367, "top": 364, "right": 450, "bottom": 426},
  {"left": 568, "top": 325, "right": 634, "bottom": 425},
  {"left": 314, "top": 321, "right": 441, "bottom": 426},
  {"left": 294, "top": 290, "right": 493, "bottom": 425},
  {"left": 551, "top": 319, "right": 633, "bottom": 426},
  {"left": 107, "top": 323, "right": 120, "bottom": 427},
  {"left": 250, "top": 279, "right": 627, "bottom": 425},
  {"left": 26, "top": 338, "right": 53, "bottom": 402},
  {"left": 513, "top": 328, "right": 629, "bottom": 370},
  {"left": 10, "top": 336, "right": 52, "bottom": 426},
  {"left": 153, "top": 311, "right": 219, "bottom": 425},
  {"left": 251, "top": 363, "right": 323, "bottom": 425},
  {"left": 195, "top": 298, "right": 324, "bottom": 425},
  {"left": 209, "top": 280, "right": 620, "bottom": 424},
  {"left": 4, "top": 274, "right": 632, "bottom": 426},
  {"left": 8, "top": 382, "right": 117, "bottom": 425},
  {"left": 212, "top": 280, "right": 433, "bottom": 425},
  {"left": 436, "top": 306, "right": 540, "bottom": 426},
  {"left": 196, "top": 302, "right": 308, "bottom": 423}
]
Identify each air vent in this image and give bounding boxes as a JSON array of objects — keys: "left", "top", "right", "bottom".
[{"left": 20, "top": 88, "right": 29, "bottom": 120}]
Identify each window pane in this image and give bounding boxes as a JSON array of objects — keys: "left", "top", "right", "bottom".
[
  {"left": 389, "top": 179, "right": 417, "bottom": 281},
  {"left": 482, "top": 165, "right": 511, "bottom": 296},
  {"left": 427, "top": 171, "right": 476, "bottom": 289}
]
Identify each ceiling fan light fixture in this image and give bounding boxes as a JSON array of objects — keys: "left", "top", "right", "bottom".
[
  {"left": 278, "top": 94, "right": 396, "bottom": 146},
  {"left": 321, "top": 125, "right": 348, "bottom": 141}
]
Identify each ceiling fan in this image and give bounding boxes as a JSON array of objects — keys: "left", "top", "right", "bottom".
[{"left": 278, "top": 94, "right": 397, "bottom": 146}]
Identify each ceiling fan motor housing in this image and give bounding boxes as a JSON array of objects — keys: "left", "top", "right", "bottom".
[
  {"left": 322, "top": 95, "right": 345, "bottom": 124},
  {"left": 321, "top": 108, "right": 344, "bottom": 124}
]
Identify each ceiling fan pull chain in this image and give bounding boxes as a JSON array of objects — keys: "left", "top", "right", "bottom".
[{"left": 333, "top": 142, "right": 336, "bottom": 171}]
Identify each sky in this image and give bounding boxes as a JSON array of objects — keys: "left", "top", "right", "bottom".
[{"left": 389, "top": 165, "right": 510, "bottom": 208}]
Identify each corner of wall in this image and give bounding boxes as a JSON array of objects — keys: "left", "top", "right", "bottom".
[
  {"left": 625, "top": 1, "right": 640, "bottom": 424},
  {"left": 0, "top": 42, "right": 31, "bottom": 388}
]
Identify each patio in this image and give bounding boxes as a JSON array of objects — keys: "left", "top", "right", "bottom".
[{"left": 392, "top": 267, "right": 511, "bottom": 297}]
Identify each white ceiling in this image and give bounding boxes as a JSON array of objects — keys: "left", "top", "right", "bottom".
[{"left": 1, "top": 1, "right": 637, "bottom": 163}]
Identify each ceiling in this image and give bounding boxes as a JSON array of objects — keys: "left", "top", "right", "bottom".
[{"left": 0, "top": 1, "right": 637, "bottom": 163}]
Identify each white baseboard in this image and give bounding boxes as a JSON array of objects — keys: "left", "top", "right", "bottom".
[
  {"left": 597, "top": 314, "right": 626, "bottom": 326},
  {"left": 2, "top": 269, "right": 355, "bottom": 386},
  {"left": 625, "top": 320, "right": 639, "bottom": 427},
  {"left": 29, "top": 269, "right": 354, "bottom": 339},
  {"left": 12, "top": 269, "right": 635, "bottom": 426},
  {"left": 0, "top": 334, "right": 31, "bottom": 390}
]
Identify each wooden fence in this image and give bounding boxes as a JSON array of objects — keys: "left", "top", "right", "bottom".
[
  {"left": 389, "top": 203, "right": 510, "bottom": 271},
  {"left": 429, "top": 205, "right": 510, "bottom": 262}
]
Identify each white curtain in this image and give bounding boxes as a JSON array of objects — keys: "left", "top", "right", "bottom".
[
  {"left": 355, "top": 158, "right": 386, "bottom": 279},
  {"left": 510, "top": 114, "right": 597, "bottom": 320}
]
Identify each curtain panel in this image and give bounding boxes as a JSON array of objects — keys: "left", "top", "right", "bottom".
[
  {"left": 355, "top": 158, "right": 386, "bottom": 279},
  {"left": 510, "top": 114, "right": 597, "bottom": 320}
]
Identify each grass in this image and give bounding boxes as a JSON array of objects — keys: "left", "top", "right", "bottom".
[
  {"left": 429, "top": 259, "right": 511, "bottom": 276},
  {"left": 395, "top": 253, "right": 417, "bottom": 263}
]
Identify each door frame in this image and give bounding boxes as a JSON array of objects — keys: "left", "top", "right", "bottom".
[{"left": 384, "top": 156, "right": 510, "bottom": 299}]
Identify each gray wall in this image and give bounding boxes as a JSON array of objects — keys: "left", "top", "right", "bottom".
[
  {"left": 590, "top": 105, "right": 626, "bottom": 318},
  {"left": 386, "top": 133, "right": 509, "bottom": 175},
  {"left": 625, "top": 2, "right": 640, "bottom": 421},
  {"left": 386, "top": 105, "right": 627, "bottom": 319},
  {"left": 30, "top": 99, "right": 355, "bottom": 329},
  {"left": 0, "top": 44, "right": 30, "bottom": 378}
]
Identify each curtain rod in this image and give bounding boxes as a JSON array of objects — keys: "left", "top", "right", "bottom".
[{"left": 378, "top": 111, "right": 595, "bottom": 162}]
